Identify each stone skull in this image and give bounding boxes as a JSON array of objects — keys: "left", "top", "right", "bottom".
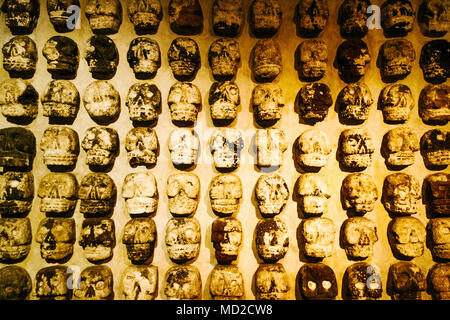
[
  {"left": 255, "top": 173, "right": 289, "bottom": 217},
  {"left": 78, "top": 172, "right": 117, "bottom": 216},
  {"left": 344, "top": 262, "right": 383, "bottom": 300},
  {"left": 81, "top": 126, "right": 119, "bottom": 169},
  {"left": 295, "top": 0, "right": 329, "bottom": 37},
  {"left": 428, "top": 262, "right": 450, "bottom": 300},
  {"left": 419, "top": 0, "right": 450, "bottom": 37},
  {"left": 37, "top": 172, "right": 78, "bottom": 215},
  {"left": 122, "top": 172, "right": 158, "bottom": 216},
  {"left": 127, "top": 0, "right": 163, "bottom": 34},
  {"left": 387, "top": 262, "right": 426, "bottom": 300},
  {"left": 420, "top": 39, "right": 450, "bottom": 84},
  {"left": 127, "top": 37, "right": 161, "bottom": 79},
  {"left": 342, "top": 216, "right": 378, "bottom": 260},
  {"left": 168, "top": 0, "right": 204, "bottom": 35},
  {"left": 296, "top": 173, "right": 331, "bottom": 216},
  {"left": 296, "top": 129, "right": 331, "bottom": 168},
  {"left": 301, "top": 217, "right": 335, "bottom": 259},
  {"left": 167, "top": 172, "right": 200, "bottom": 217},
  {"left": 35, "top": 217, "right": 75, "bottom": 261},
  {"left": 122, "top": 265, "right": 158, "bottom": 300},
  {"left": 341, "top": 173, "right": 378, "bottom": 214},
  {"left": 208, "top": 38, "right": 241, "bottom": 81},
  {"left": 167, "top": 37, "right": 201, "bottom": 81},
  {"left": 165, "top": 217, "right": 201, "bottom": 264},
  {"left": 379, "top": 39, "right": 415, "bottom": 80},
  {"left": 209, "top": 173, "right": 242, "bottom": 217},
  {"left": 0, "top": 79, "right": 38, "bottom": 121},
  {"left": 250, "top": 0, "right": 282, "bottom": 37},
  {"left": 84, "top": 0, "right": 122, "bottom": 34},
  {"left": 168, "top": 128, "right": 199, "bottom": 168},
  {"left": 427, "top": 218, "right": 450, "bottom": 260},
  {"left": 84, "top": 35, "right": 119, "bottom": 79},
  {"left": 1, "top": 0, "right": 39, "bottom": 34},
  {"left": 0, "top": 266, "right": 31, "bottom": 300},
  {"left": 339, "top": 128, "right": 375, "bottom": 169},
  {"left": 2, "top": 35, "right": 37, "bottom": 79},
  {"left": 381, "top": 0, "right": 415, "bottom": 37},
  {"left": 212, "top": 0, "right": 244, "bottom": 37},
  {"left": 336, "top": 40, "right": 371, "bottom": 83},
  {"left": 423, "top": 173, "right": 450, "bottom": 216},
  {"left": 0, "top": 127, "right": 35, "bottom": 170},
  {"left": 164, "top": 265, "right": 202, "bottom": 300},
  {"left": 383, "top": 127, "right": 419, "bottom": 167},
  {"left": 167, "top": 82, "right": 202, "bottom": 124},
  {"left": 211, "top": 217, "right": 243, "bottom": 264},
  {"left": 337, "top": 82, "right": 374, "bottom": 123},
  {"left": 251, "top": 39, "right": 282, "bottom": 82},
  {"left": 419, "top": 84, "right": 450, "bottom": 124},
  {"left": 47, "top": 0, "right": 81, "bottom": 32},
  {"left": 297, "top": 39, "right": 328, "bottom": 81},
  {"left": 0, "top": 217, "right": 31, "bottom": 262},
  {"left": 82, "top": 80, "right": 120, "bottom": 124},
  {"left": 255, "top": 217, "right": 289, "bottom": 263},
  {"left": 122, "top": 217, "right": 157, "bottom": 264},
  {"left": 382, "top": 173, "right": 421, "bottom": 215},
  {"left": 209, "top": 265, "right": 244, "bottom": 300},
  {"left": 79, "top": 218, "right": 115, "bottom": 262},
  {"left": 209, "top": 129, "right": 244, "bottom": 171},
  {"left": 297, "top": 82, "right": 333, "bottom": 123},
  {"left": 126, "top": 82, "right": 161, "bottom": 122},
  {"left": 420, "top": 129, "right": 450, "bottom": 167},
  {"left": 254, "top": 263, "right": 290, "bottom": 300},
  {"left": 208, "top": 81, "right": 240, "bottom": 122},
  {"left": 338, "top": 0, "right": 371, "bottom": 38},
  {"left": 73, "top": 266, "right": 113, "bottom": 300},
  {"left": 255, "top": 129, "right": 288, "bottom": 169},
  {"left": 298, "top": 262, "right": 338, "bottom": 300},
  {"left": 388, "top": 217, "right": 426, "bottom": 259},
  {"left": 0, "top": 172, "right": 34, "bottom": 217},
  {"left": 125, "top": 127, "right": 159, "bottom": 167},
  {"left": 40, "top": 126, "right": 80, "bottom": 168},
  {"left": 379, "top": 83, "right": 414, "bottom": 123},
  {"left": 41, "top": 80, "right": 80, "bottom": 121},
  {"left": 252, "top": 83, "right": 284, "bottom": 125},
  {"left": 35, "top": 266, "right": 71, "bottom": 300},
  {"left": 42, "top": 36, "right": 79, "bottom": 79}
]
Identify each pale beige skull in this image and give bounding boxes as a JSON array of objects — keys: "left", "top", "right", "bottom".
[
  {"left": 81, "top": 127, "right": 119, "bottom": 168},
  {"left": 209, "top": 81, "right": 241, "bottom": 121},
  {"left": 298, "top": 40, "right": 328, "bottom": 80},
  {"left": 255, "top": 263, "right": 290, "bottom": 300},
  {"left": 341, "top": 173, "right": 378, "bottom": 214},
  {"left": 296, "top": 173, "right": 331, "bottom": 216},
  {"left": 384, "top": 127, "right": 419, "bottom": 167},
  {"left": 122, "top": 172, "right": 158, "bottom": 216},
  {"left": 379, "top": 84, "right": 414, "bottom": 123},
  {"left": 339, "top": 128, "right": 375, "bottom": 169},
  {"left": 122, "top": 265, "right": 158, "bottom": 300},
  {"left": 167, "top": 173, "right": 200, "bottom": 217},
  {"left": 209, "top": 129, "right": 244, "bottom": 170},
  {"left": 389, "top": 217, "right": 426, "bottom": 258},
  {"left": 255, "top": 129, "right": 288, "bottom": 168},
  {"left": 84, "top": 0, "right": 122, "bottom": 34},
  {"left": 255, "top": 173, "right": 289, "bottom": 216},
  {"left": 343, "top": 216, "right": 378, "bottom": 259},
  {"left": 0, "top": 217, "right": 31, "bottom": 262},
  {"left": 35, "top": 218, "right": 75, "bottom": 261},
  {"left": 168, "top": 128, "right": 199, "bottom": 167},
  {"left": 125, "top": 127, "right": 159, "bottom": 167},
  {"left": 252, "top": 83, "right": 284, "bottom": 123},
  {"left": 301, "top": 217, "right": 335, "bottom": 258},
  {"left": 209, "top": 173, "right": 242, "bottom": 217},
  {"left": 38, "top": 172, "right": 78, "bottom": 215},
  {"left": 209, "top": 265, "right": 244, "bottom": 300},
  {"left": 165, "top": 217, "right": 201, "bottom": 263},
  {"left": 382, "top": 173, "right": 421, "bottom": 215},
  {"left": 40, "top": 126, "right": 79, "bottom": 167},
  {"left": 297, "top": 129, "right": 331, "bottom": 168},
  {"left": 126, "top": 83, "right": 161, "bottom": 122},
  {"left": 167, "top": 82, "right": 201, "bottom": 124},
  {"left": 427, "top": 218, "right": 450, "bottom": 260},
  {"left": 122, "top": 217, "right": 157, "bottom": 263}
]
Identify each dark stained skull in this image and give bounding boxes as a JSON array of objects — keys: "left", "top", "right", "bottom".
[
  {"left": 419, "top": 84, "right": 450, "bottom": 124},
  {"left": 298, "top": 263, "right": 338, "bottom": 300},
  {"left": 35, "top": 266, "right": 72, "bottom": 300},
  {"left": 336, "top": 39, "right": 371, "bottom": 83},
  {"left": 387, "top": 261, "right": 426, "bottom": 300},
  {"left": 0, "top": 79, "right": 39, "bottom": 122},
  {"left": 168, "top": 0, "right": 204, "bottom": 35},
  {"left": 127, "top": 37, "right": 161, "bottom": 79},
  {"left": 0, "top": 127, "right": 36, "bottom": 170},
  {"left": 0, "top": 266, "right": 31, "bottom": 300},
  {"left": 0, "top": 172, "right": 34, "bottom": 217},
  {"left": 47, "top": 0, "right": 81, "bottom": 33},
  {"left": 2, "top": 35, "right": 37, "bottom": 79},
  {"left": 250, "top": 0, "right": 282, "bottom": 37},
  {"left": 338, "top": 0, "right": 371, "bottom": 38},
  {"left": 0, "top": 217, "right": 31, "bottom": 262},
  {"left": 79, "top": 218, "right": 115, "bottom": 262},
  {"left": 78, "top": 172, "right": 117, "bottom": 216},
  {"left": 296, "top": 83, "right": 333, "bottom": 123},
  {"left": 295, "top": 0, "right": 329, "bottom": 37},
  {"left": 167, "top": 37, "right": 201, "bottom": 81},
  {"left": 212, "top": 0, "right": 244, "bottom": 37},
  {"left": 35, "top": 217, "right": 76, "bottom": 262},
  {"left": 208, "top": 38, "right": 241, "bottom": 81},
  {"left": 423, "top": 173, "right": 450, "bottom": 216},
  {"left": 127, "top": 0, "right": 163, "bottom": 35},
  {"left": 420, "top": 129, "right": 450, "bottom": 167},
  {"left": 378, "top": 39, "right": 415, "bottom": 81},
  {"left": 381, "top": 0, "right": 415, "bottom": 37},
  {"left": 418, "top": 0, "right": 450, "bottom": 37},
  {"left": 73, "top": 266, "right": 114, "bottom": 300},
  {"left": 420, "top": 40, "right": 450, "bottom": 84},
  {"left": 84, "top": 35, "right": 119, "bottom": 80},
  {"left": 84, "top": 0, "right": 122, "bottom": 34},
  {"left": 1, "top": 0, "right": 39, "bottom": 35}
]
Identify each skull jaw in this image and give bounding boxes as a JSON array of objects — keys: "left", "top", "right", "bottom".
[
  {"left": 214, "top": 245, "right": 239, "bottom": 264},
  {"left": 131, "top": 61, "right": 159, "bottom": 78},
  {"left": 0, "top": 200, "right": 32, "bottom": 216},
  {"left": 211, "top": 103, "right": 237, "bottom": 121},
  {"left": 170, "top": 152, "right": 197, "bottom": 167},
  {"left": 168, "top": 197, "right": 198, "bottom": 217},
  {"left": 387, "top": 152, "right": 415, "bottom": 167},
  {"left": 43, "top": 102, "right": 78, "bottom": 119},
  {"left": 46, "top": 60, "right": 78, "bottom": 78},
  {"left": 393, "top": 243, "right": 424, "bottom": 259},
  {"left": 341, "top": 154, "right": 372, "bottom": 169},
  {"left": 382, "top": 63, "right": 412, "bottom": 80},
  {"left": 169, "top": 61, "right": 199, "bottom": 80},
  {"left": 434, "top": 292, "right": 450, "bottom": 300},
  {"left": 346, "top": 200, "right": 376, "bottom": 214},
  {"left": 48, "top": 12, "right": 73, "bottom": 32},
  {"left": 43, "top": 153, "right": 78, "bottom": 167},
  {"left": 253, "top": 64, "right": 281, "bottom": 82},
  {"left": 257, "top": 151, "right": 283, "bottom": 168},
  {"left": 420, "top": 107, "right": 450, "bottom": 123},
  {"left": 257, "top": 246, "right": 288, "bottom": 263},
  {"left": 82, "top": 245, "right": 113, "bottom": 262},
  {"left": 299, "top": 153, "right": 328, "bottom": 168},
  {"left": 213, "top": 153, "right": 240, "bottom": 170},
  {"left": 39, "top": 198, "right": 77, "bottom": 214},
  {"left": 125, "top": 198, "right": 158, "bottom": 216},
  {"left": 0, "top": 245, "right": 30, "bottom": 262},
  {"left": 382, "top": 106, "right": 411, "bottom": 122},
  {"left": 40, "top": 243, "right": 73, "bottom": 261},
  {"left": 256, "top": 291, "right": 288, "bottom": 301},
  {"left": 169, "top": 106, "right": 199, "bottom": 124},
  {"left": 87, "top": 15, "right": 121, "bottom": 34},
  {"left": 130, "top": 13, "right": 161, "bottom": 34},
  {"left": 167, "top": 244, "right": 200, "bottom": 264},
  {"left": 80, "top": 199, "right": 115, "bottom": 215},
  {"left": 1, "top": 103, "right": 38, "bottom": 119},
  {"left": 299, "top": 64, "right": 326, "bottom": 81},
  {"left": 340, "top": 105, "right": 369, "bottom": 122},
  {"left": 385, "top": 200, "right": 418, "bottom": 215},
  {"left": 211, "top": 199, "right": 240, "bottom": 216},
  {"left": 127, "top": 151, "right": 157, "bottom": 167},
  {"left": 304, "top": 243, "right": 332, "bottom": 259},
  {"left": 341, "top": 19, "right": 368, "bottom": 37},
  {"left": 125, "top": 243, "right": 154, "bottom": 263},
  {"left": 258, "top": 202, "right": 286, "bottom": 217},
  {"left": 422, "top": 64, "right": 447, "bottom": 84},
  {"left": 424, "top": 150, "right": 450, "bottom": 167},
  {"left": 5, "top": 14, "right": 36, "bottom": 34},
  {"left": 129, "top": 108, "right": 158, "bottom": 122},
  {"left": 431, "top": 244, "right": 450, "bottom": 260},
  {"left": 430, "top": 199, "right": 450, "bottom": 215},
  {"left": 301, "top": 196, "right": 327, "bottom": 216},
  {"left": 211, "top": 62, "right": 238, "bottom": 81},
  {"left": 345, "top": 245, "right": 373, "bottom": 260},
  {"left": 3, "top": 57, "right": 36, "bottom": 75}
]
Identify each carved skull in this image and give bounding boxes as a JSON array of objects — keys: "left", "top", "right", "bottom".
[
  {"left": 165, "top": 217, "right": 201, "bottom": 264},
  {"left": 84, "top": 35, "right": 119, "bottom": 79},
  {"left": 339, "top": 128, "right": 375, "bottom": 169},
  {"left": 1, "top": 0, "right": 39, "bottom": 34},
  {"left": 127, "top": 37, "right": 161, "bottom": 79},
  {"left": 0, "top": 172, "right": 34, "bottom": 217},
  {"left": 0, "top": 266, "right": 31, "bottom": 300},
  {"left": 167, "top": 38, "right": 201, "bottom": 81},
  {"left": 40, "top": 126, "right": 80, "bottom": 167},
  {"left": 0, "top": 217, "right": 31, "bottom": 262},
  {"left": 296, "top": 173, "right": 331, "bottom": 216},
  {"left": 209, "top": 265, "right": 244, "bottom": 300},
  {"left": 167, "top": 82, "right": 202, "bottom": 124},
  {"left": 382, "top": 173, "right": 421, "bottom": 215},
  {"left": 47, "top": 0, "right": 81, "bottom": 32},
  {"left": 209, "top": 129, "right": 244, "bottom": 171},
  {"left": 78, "top": 173, "right": 117, "bottom": 216},
  {"left": 297, "top": 40, "right": 328, "bottom": 81},
  {"left": 35, "top": 217, "right": 75, "bottom": 261},
  {"left": 168, "top": 0, "right": 204, "bottom": 35},
  {"left": 127, "top": 0, "right": 162, "bottom": 34},
  {"left": 73, "top": 266, "right": 113, "bottom": 300},
  {"left": 122, "top": 265, "right": 158, "bottom": 300},
  {"left": 85, "top": 0, "right": 122, "bottom": 34},
  {"left": 337, "top": 82, "right": 374, "bottom": 123},
  {"left": 379, "top": 83, "right": 414, "bottom": 123},
  {"left": 126, "top": 82, "right": 161, "bottom": 122},
  {"left": 122, "top": 217, "right": 157, "bottom": 264},
  {"left": 0, "top": 79, "right": 38, "bottom": 121},
  {"left": 338, "top": 0, "right": 371, "bottom": 38},
  {"left": 35, "top": 266, "right": 71, "bottom": 300},
  {"left": 255, "top": 173, "right": 289, "bottom": 217},
  {"left": 209, "top": 173, "right": 242, "bottom": 217},
  {"left": 209, "top": 81, "right": 240, "bottom": 122},
  {"left": 79, "top": 218, "right": 115, "bottom": 262},
  {"left": 379, "top": 39, "right": 415, "bottom": 80},
  {"left": 81, "top": 127, "right": 119, "bottom": 169},
  {"left": 252, "top": 83, "right": 284, "bottom": 125},
  {"left": 388, "top": 217, "right": 426, "bottom": 259},
  {"left": 208, "top": 38, "right": 241, "bottom": 81},
  {"left": 41, "top": 80, "right": 80, "bottom": 121},
  {"left": 298, "top": 263, "right": 338, "bottom": 300},
  {"left": 212, "top": 0, "right": 244, "bottom": 37},
  {"left": 423, "top": 173, "right": 450, "bottom": 216},
  {"left": 427, "top": 218, "right": 450, "bottom": 260},
  {"left": 0, "top": 127, "right": 36, "bottom": 170},
  {"left": 211, "top": 217, "right": 243, "bottom": 264},
  {"left": 250, "top": 0, "right": 282, "bottom": 37},
  {"left": 420, "top": 129, "right": 450, "bottom": 167},
  {"left": 168, "top": 128, "right": 199, "bottom": 168},
  {"left": 255, "top": 129, "right": 288, "bottom": 169},
  {"left": 255, "top": 217, "right": 289, "bottom": 263},
  {"left": 125, "top": 127, "right": 159, "bottom": 167},
  {"left": 344, "top": 262, "right": 383, "bottom": 300},
  {"left": 381, "top": 0, "right": 415, "bottom": 37},
  {"left": 2, "top": 35, "right": 37, "bottom": 78},
  {"left": 419, "top": 0, "right": 450, "bottom": 37},
  {"left": 420, "top": 40, "right": 450, "bottom": 84},
  {"left": 428, "top": 262, "right": 450, "bottom": 300},
  {"left": 255, "top": 263, "right": 290, "bottom": 300},
  {"left": 297, "top": 83, "right": 333, "bottom": 123},
  {"left": 42, "top": 36, "right": 79, "bottom": 79},
  {"left": 295, "top": 0, "right": 329, "bottom": 37},
  {"left": 419, "top": 84, "right": 450, "bottom": 124},
  {"left": 296, "top": 129, "right": 331, "bottom": 168},
  {"left": 336, "top": 40, "right": 371, "bottom": 82},
  {"left": 167, "top": 172, "right": 200, "bottom": 217},
  {"left": 38, "top": 173, "right": 78, "bottom": 215},
  {"left": 387, "top": 262, "right": 426, "bottom": 300},
  {"left": 164, "top": 265, "right": 202, "bottom": 300},
  {"left": 343, "top": 216, "right": 378, "bottom": 260},
  {"left": 383, "top": 127, "right": 419, "bottom": 167},
  {"left": 341, "top": 173, "right": 378, "bottom": 214},
  {"left": 301, "top": 217, "right": 335, "bottom": 259},
  {"left": 122, "top": 172, "right": 158, "bottom": 216},
  {"left": 82, "top": 80, "right": 120, "bottom": 124},
  {"left": 251, "top": 39, "right": 282, "bottom": 82}
]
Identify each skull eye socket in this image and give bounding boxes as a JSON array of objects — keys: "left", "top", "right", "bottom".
[
  {"left": 322, "top": 280, "right": 332, "bottom": 290},
  {"left": 95, "top": 281, "right": 105, "bottom": 290},
  {"left": 307, "top": 281, "right": 316, "bottom": 291}
]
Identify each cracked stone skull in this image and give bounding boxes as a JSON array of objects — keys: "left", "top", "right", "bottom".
[
  {"left": 387, "top": 262, "right": 426, "bottom": 300},
  {"left": 35, "top": 218, "right": 75, "bottom": 261},
  {"left": 122, "top": 265, "right": 158, "bottom": 300},
  {"left": 0, "top": 266, "right": 31, "bottom": 300},
  {"left": 78, "top": 173, "right": 117, "bottom": 216},
  {"left": 209, "top": 173, "right": 242, "bottom": 217},
  {"left": 42, "top": 36, "right": 79, "bottom": 79},
  {"left": 297, "top": 83, "right": 333, "bottom": 123},
  {"left": 41, "top": 80, "right": 80, "bottom": 120},
  {"left": 255, "top": 263, "right": 290, "bottom": 300},
  {"left": 0, "top": 127, "right": 36, "bottom": 170},
  {"left": 255, "top": 173, "right": 289, "bottom": 217},
  {"left": 427, "top": 218, "right": 450, "bottom": 260},
  {"left": 168, "top": 0, "right": 204, "bottom": 35},
  {"left": 341, "top": 173, "right": 378, "bottom": 214},
  {"left": 343, "top": 217, "right": 378, "bottom": 260},
  {"left": 250, "top": 0, "right": 282, "bottom": 37},
  {"left": 0, "top": 79, "right": 38, "bottom": 121},
  {"left": 167, "top": 38, "right": 201, "bottom": 81},
  {"left": 255, "top": 129, "right": 288, "bottom": 169},
  {"left": 212, "top": 0, "right": 244, "bottom": 37},
  {"left": 209, "top": 81, "right": 240, "bottom": 122},
  {"left": 165, "top": 217, "right": 201, "bottom": 264},
  {"left": 297, "top": 40, "right": 328, "bottom": 81},
  {"left": 388, "top": 217, "right": 426, "bottom": 259},
  {"left": 252, "top": 39, "right": 282, "bottom": 82},
  {"left": 419, "top": 0, "right": 450, "bottom": 37},
  {"left": 379, "top": 83, "right": 414, "bottom": 123},
  {"left": 383, "top": 127, "right": 419, "bottom": 167},
  {"left": 419, "top": 84, "right": 450, "bottom": 124},
  {"left": 420, "top": 40, "right": 450, "bottom": 84},
  {"left": 423, "top": 173, "right": 450, "bottom": 216},
  {"left": 122, "top": 172, "right": 158, "bottom": 216},
  {"left": 338, "top": 0, "right": 371, "bottom": 37},
  {"left": 297, "top": 129, "right": 331, "bottom": 168},
  {"left": 301, "top": 217, "right": 335, "bottom": 259},
  {"left": 209, "top": 265, "right": 244, "bottom": 300},
  {"left": 127, "top": 38, "right": 161, "bottom": 79},
  {"left": 337, "top": 82, "right": 374, "bottom": 123},
  {"left": 2, "top": 35, "right": 37, "bottom": 78},
  {"left": 209, "top": 129, "right": 244, "bottom": 170},
  {"left": 420, "top": 129, "right": 450, "bottom": 167},
  {"left": 74, "top": 266, "right": 113, "bottom": 300},
  {"left": 125, "top": 127, "right": 159, "bottom": 167},
  {"left": 167, "top": 173, "right": 200, "bottom": 217},
  {"left": 255, "top": 217, "right": 289, "bottom": 263},
  {"left": 126, "top": 83, "right": 161, "bottom": 122},
  {"left": 84, "top": 36, "right": 119, "bottom": 79},
  {"left": 336, "top": 40, "right": 371, "bottom": 82},
  {"left": 211, "top": 217, "right": 243, "bottom": 264},
  {"left": 298, "top": 263, "right": 338, "bottom": 300},
  {"left": 35, "top": 266, "right": 71, "bottom": 300},
  {"left": 79, "top": 218, "right": 115, "bottom": 262},
  {"left": 0, "top": 172, "right": 34, "bottom": 217},
  {"left": 428, "top": 262, "right": 450, "bottom": 300},
  {"left": 127, "top": 0, "right": 162, "bottom": 34},
  {"left": 122, "top": 217, "right": 157, "bottom": 264},
  {"left": 47, "top": 0, "right": 81, "bottom": 32},
  {"left": 167, "top": 82, "right": 201, "bottom": 124},
  {"left": 381, "top": 0, "right": 415, "bottom": 36},
  {"left": 252, "top": 83, "right": 284, "bottom": 124},
  {"left": 83, "top": 80, "right": 120, "bottom": 124},
  {"left": 85, "top": 0, "right": 122, "bottom": 34},
  {"left": 296, "top": 173, "right": 330, "bottom": 216},
  {"left": 168, "top": 128, "right": 199, "bottom": 168},
  {"left": 295, "top": 0, "right": 329, "bottom": 37},
  {"left": 339, "top": 128, "right": 375, "bottom": 169},
  {"left": 208, "top": 38, "right": 241, "bottom": 81},
  {"left": 345, "top": 262, "right": 383, "bottom": 300},
  {"left": 37, "top": 173, "right": 78, "bottom": 215},
  {"left": 1, "top": 0, "right": 39, "bottom": 34},
  {"left": 40, "top": 126, "right": 80, "bottom": 167},
  {"left": 379, "top": 39, "right": 415, "bottom": 80},
  {"left": 0, "top": 217, "right": 31, "bottom": 262},
  {"left": 81, "top": 127, "right": 119, "bottom": 168},
  {"left": 164, "top": 265, "right": 201, "bottom": 300},
  {"left": 382, "top": 173, "right": 421, "bottom": 215}
]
